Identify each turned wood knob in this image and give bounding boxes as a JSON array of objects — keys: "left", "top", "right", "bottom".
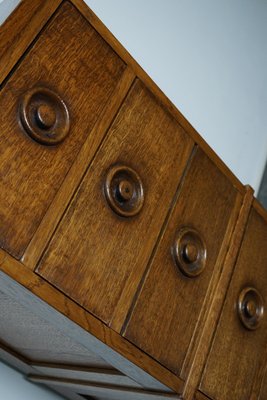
[
  {"left": 172, "top": 227, "right": 207, "bottom": 278},
  {"left": 35, "top": 103, "right": 57, "bottom": 130},
  {"left": 238, "top": 287, "right": 264, "bottom": 330},
  {"left": 19, "top": 86, "right": 70, "bottom": 145},
  {"left": 183, "top": 242, "right": 199, "bottom": 264},
  {"left": 117, "top": 180, "right": 134, "bottom": 202},
  {"left": 104, "top": 165, "right": 144, "bottom": 217}
]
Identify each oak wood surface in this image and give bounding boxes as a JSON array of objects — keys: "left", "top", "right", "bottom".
[
  {"left": 1, "top": 0, "right": 245, "bottom": 198},
  {"left": 0, "top": 1, "right": 261, "bottom": 399},
  {"left": 22, "top": 66, "right": 135, "bottom": 270},
  {"left": 259, "top": 362, "right": 267, "bottom": 400},
  {"left": 123, "top": 148, "right": 242, "bottom": 376},
  {"left": 182, "top": 186, "right": 254, "bottom": 400},
  {"left": 194, "top": 392, "right": 212, "bottom": 400},
  {"left": 0, "top": 0, "right": 62, "bottom": 85},
  {"left": 36, "top": 79, "right": 193, "bottom": 329},
  {"left": 72, "top": 0, "right": 244, "bottom": 195},
  {"left": 0, "top": 1, "right": 125, "bottom": 259},
  {"left": 29, "top": 375, "right": 181, "bottom": 400},
  {"left": 200, "top": 207, "right": 267, "bottom": 400},
  {"left": 0, "top": 250, "right": 183, "bottom": 393},
  {"left": 251, "top": 346, "right": 267, "bottom": 400}
]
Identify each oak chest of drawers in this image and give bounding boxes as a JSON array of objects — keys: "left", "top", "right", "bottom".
[{"left": 0, "top": 1, "right": 266, "bottom": 400}]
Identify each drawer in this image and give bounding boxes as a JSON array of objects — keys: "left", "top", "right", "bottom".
[
  {"left": 200, "top": 206, "right": 267, "bottom": 400},
  {"left": 259, "top": 367, "right": 267, "bottom": 400},
  {"left": 0, "top": 2, "right": 125, "bottom": 258},
  {"left": 36, "top": 79, "right": 193, "bottom": 328},
  {"left": 123, "top": 148, "right": 243, "bottom": 376}
]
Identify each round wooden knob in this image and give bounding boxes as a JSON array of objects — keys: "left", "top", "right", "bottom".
[
  {"left": 19, "top": 86, "right": 70, "bottom": 145},
  {"left": 238, "top": 287, "right": 264, "bottom": 330},
  {"left": 183, "top": 242, "right": 199, "bottom": 264},
  {"left": 104, "top": 165, "right": 144, "bottom": 217},
  {"left": 35, "top": 103, "right": 57, "bottom": 129},
  {"left": 172, "top": 228, "right": 207, "bottom": 278},
  {"left": 117, "top": 180, "right": 134, "bottom": 202}
]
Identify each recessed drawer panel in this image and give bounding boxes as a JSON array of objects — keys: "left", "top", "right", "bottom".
[
  {"left": 123, "top": 148, "right": 242, "bottom": 376},
  {"left": 200, "top": 207, "right": 267, "bottom": 400},
  {"left": 0, "top": 2, "right": 125, "bottom": 258},
  {"left": 36, "top": 79, "right": 193, "bottom": 328}
]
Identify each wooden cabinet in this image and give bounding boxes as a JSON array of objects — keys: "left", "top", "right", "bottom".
[
  {"left": 123, "top": 148, "right": 243, "bottom": 375},
  {"left": 200, "top": 205, "right": 267, "bottom": 400},
  {"left": 36, "top": 79, "right": 193, "bottom": 328},
  {"left": 0, "top": 2, "right": 125, "bottom": 258},
  {"left": 0, "top": 1, "right": 266, "bottom": 400}
]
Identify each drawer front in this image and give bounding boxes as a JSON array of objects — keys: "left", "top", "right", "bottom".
[
  {"left": 123, "top": 148, "right": 242, "bottom": 375},
  {"left": 200, "top": 208, "right": 267, "bottom": 400},
  {"left": 36, "top": 79, "right": 193, "bottom": 328},
  {"left": 0, "top": 2, "right": 125, "bottom": 258},
  {"left": 260, "top": 370, "right": 267, "bottom": 400}
]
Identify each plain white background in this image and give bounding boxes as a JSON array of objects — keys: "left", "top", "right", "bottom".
[{"left": 1, "top": 1, "right": 267, "bottom": 399}]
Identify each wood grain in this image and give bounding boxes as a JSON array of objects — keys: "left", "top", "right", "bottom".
[
  {"left": 0, "top": 2, "right": 125, "bottom": 258},
  {"left": 259, "top": 360, "right": 267, "bottom": 400},
  {"left": 72, "top": 0, "right": 244, "bottom": 194},
  {"left": 194, "top": 392, "right": 212, "bottom": 400},
  {"left": 0, "top": 250, "right": 183, "bottom": 393},
  {"left": 36, "top": 79, "right": 193, "bottom": 329},
  {"left": 29, "top": 375, "right": 181, "bottom": 400},
  {"left": 182, "top": 186, "right": 253, "bottom": 400},
  {"left": 250, "top": 344, "right": 267, "bottom": 400},
  {"left": 22, "top": 66, "right": 135, "bottom": 270},
  {"left": 0, "top": 0, "right": 61, "bottom": 85},
  {"left": 200, "top": 207, "right": 267, "bottom": 400},
  {"left": 123, "top": 148, "right": 242, "bottom": 376}
]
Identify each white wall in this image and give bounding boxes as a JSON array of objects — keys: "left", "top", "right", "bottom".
[
  {"left": 85, "top": 0, "right": 267, "bottom": 193},
  {"left": 0, "top": 0, "right": 20, "bottom": 26},
  {"left": 0, "top": 362, "right": 63, "bottom": 400},
  {"left": 1, "top": 1, "right": 267, "bottom": 399}
]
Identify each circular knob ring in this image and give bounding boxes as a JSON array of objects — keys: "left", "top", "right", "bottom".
[
  {"left": 172, "top": 227, "right": 207, "bottom": 278},
  {"left": 20, "top": 86, "right": 70, "bottom": 145},
  {"left": 238, "top": 287, "right": 264, "bottom": 330},
  {"left": 104, "top": 165, "right": 144, "bottom": 217}
]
